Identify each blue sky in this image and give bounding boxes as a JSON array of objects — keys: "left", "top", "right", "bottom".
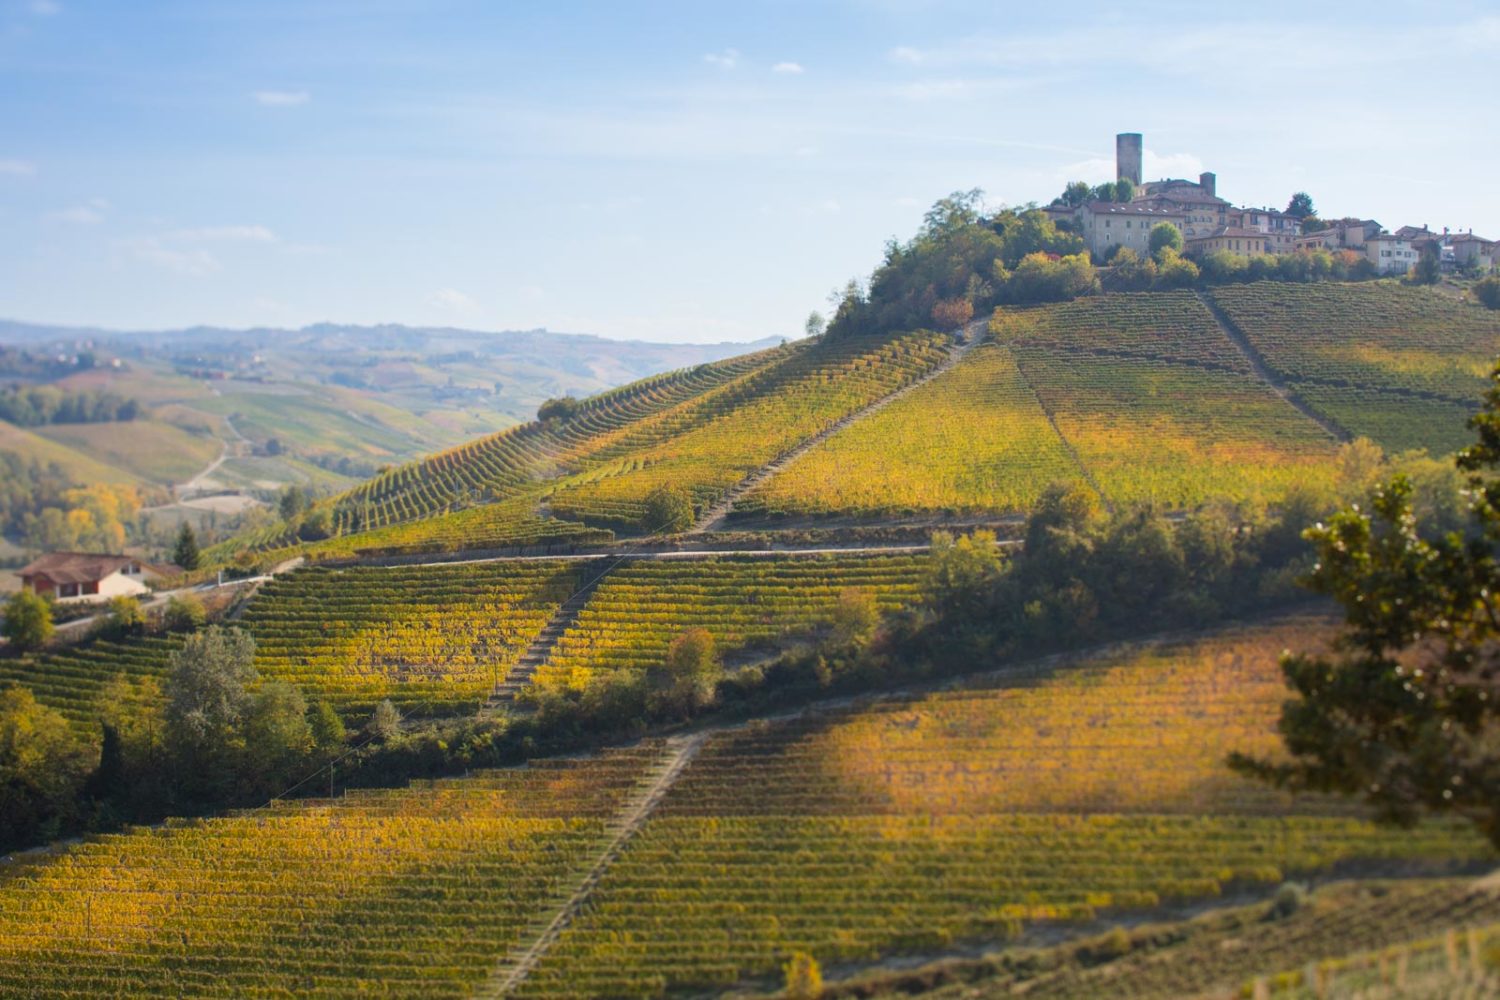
[{"left": 2, "top": 1, "right": 1498, "bottom": 344}]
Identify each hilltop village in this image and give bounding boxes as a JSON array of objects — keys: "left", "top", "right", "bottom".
[{"left": 1045, "top": 132, "right": 1498, "bottom": 275}]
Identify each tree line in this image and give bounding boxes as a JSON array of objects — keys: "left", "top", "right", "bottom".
[{"left": 0, "top": 385, "right": 142, "bottom": 427}]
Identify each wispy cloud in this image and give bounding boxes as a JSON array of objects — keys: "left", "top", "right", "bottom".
[
  {"left": 428, "top": 287, "right": 478, "bottom": 314},
  {"left": 167, "top": 224, "right": 276, "bottom": 242},
  {"left": 771, "top": 61, "right": 804, "bottom": 75},
  {"left": 28, "top": 0, "right": 60, "bottom": 15},
  {"left": 1059, "top": 150, "right": 1207, "bottom": 184},
  {"left": 702, "top": 48, "right": 739, "bottom": 70},
  {"left": 50, "top": 199, "right": 106, "bottom": 225},
  {"left": 252, "top": 90, "right": 310, "bottom": 107},
  {"left": 0, "top": 159, "right": 37, "bottom": 177},
  {"left": 128, "top": 240, "right": 220, "bottom": 277}
]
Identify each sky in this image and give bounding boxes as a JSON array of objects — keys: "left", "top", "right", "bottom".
[{"left": 1, "top": 1, "right": 1498, "bottom": 344}]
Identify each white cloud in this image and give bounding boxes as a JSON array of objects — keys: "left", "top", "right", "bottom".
[
  {"left": 771, "top": 61, "right": 804, "bottom": 75},
  {"left": 890, "top": 78, "right": 972, "bottom": 101},
  {"left": 51, "top": 204, "right": 104, "bottom": 225},
  {"left": 889, "top": 46, "right": 924, "bottom": 66},
  {"left": 168, "top": 224, "right": 276, "bottom": 243},
  {"left": 129, "top": 240, "right": 220, "bottom": 277},
  {"left": 428, "top": 287, "right": 478, "bottom": 314},
  {"left": 1059, "top": 149, "right": 1206, "bottom": 185},
  {"left": 702, "top": 48, "right": 740, "bottom": 70},
  {"left": 0, "top": 159, "right": 36, "bottom": 177},
  {"left": 29, "top": 0, "right": 60, "bottom": 15},
  {"left": 252, "top": 90, "right": 310, "bottom": 107}
]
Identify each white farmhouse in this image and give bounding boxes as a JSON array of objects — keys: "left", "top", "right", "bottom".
[
  {"left": 18, "top": 552, "right": 175, "bottom": 604},
  {"left": 1365, "top": 233, "right": 1419, "bottom": 275}
]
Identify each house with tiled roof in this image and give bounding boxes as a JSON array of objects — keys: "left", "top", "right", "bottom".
[
  {"left": 1185, "top": 226, "right": 1275, "bottom": 259},
  {"left": 1075, "top": 198, "right": 1188, "bottom": 260},
  {"left": 18, "top": 552, "right": 176, "bottom": 604}
]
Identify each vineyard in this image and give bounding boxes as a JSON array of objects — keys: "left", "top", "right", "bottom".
[
  {"left": 1010, "top": 343, "right": 1338, "bottom": 507},
  {"left": 852, "top": 879, "right": 1500, "bottom": 1000},
  {"left": 0, "top": 743, "right": 669, "bottom": 998},
  {"left": 239, "top": 561, "right": 584, "bottom": 717},
  {"left": 0, "top": 634, "right": 182, "bottom": 730},
  {"left": 509, "top": 615, "right": 1491, "bottom": 997},
  {"left": 737, "top": 344, "right": 1084, "bottom": 518},
  {"left": 533, "top": 551, "right": 930, "bottom": 692},
  {"left": 544, "top": 331, "right": 951, "bottom": 529},
  {"left": 1208, "top": 282, "right": 1500, "bottom": 454}
]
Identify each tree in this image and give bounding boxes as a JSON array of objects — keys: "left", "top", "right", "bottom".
[
  {"left": 537, "top": 396, "right": 581, "bottom": 422},
  {"left": 1153, "top": 249, "right": 1200, "bottom": 289},
  {"left": 648, "top": 628, "right": 721, "bottom": 715},
  {"left": 172, "top": 522, "right": 200, "bottom": 571},
  {"left": 1285, "top": 192, "right": 1316, "bottom": 219},
  {"left": 264, "top": 437, "right": 283, "bottom": 456},
  {"left": 163, "top": 594, "right": 206, "bottom": 632},
  {"left": 930, "top": 297, "right": 974, "bottom": 329},
  {"left": 803, "top": 311, "right": 826, "bottom": 338},
  {"left": 0, "top": 685, "right": 90, "bottom": 847},
  {"left": 1, "top": 590, "right": 53, "bottom": 652},
  {"left": 1409, "top": 244, "right": 1441, "bottom": 285},
  {"left": 105, "top": 596, "right": 145, "bottom": 637},
  {"left": 309, "top": 700, "right": 346, "bottom": 752},
  {"left": 1472, "top": 275, "right": 1500, "bottom": 310},
  {"left": 643, "top": 483, "right": 695, "bottom": 534},
  {"left": 277, "top": 485, "right": 308, "bottom": 522},
  {"left": 828, "top": 587, "right": 879, "bottom": 646},
  {"left": 927, "top": 530, "right": 1004, "bottom": 617},
  {"left": 296, "top": 505, "right": 334, "bottom": 542},
  {"left": 782, "top": 951, "right": 823, "bottom": 999},
  {"left": 1148, "top": 222, "right": 1184, "bottom": 259},
  {"left": 1059, "top": 180, "right": 1091, "bottom": 208},
  {"left": 366, "top": 699, "right": 402, "bottom": 740},
  {"left": 164, "top": 626, "right": 258, "bottom": 760},
  {"left": 241, "top": 680, "right": 311, "bottom": 783},
  {"left": 1231, "top": 364, "right": 1500, "bottom": 847},
  {"left": 1113, "top": 178, "right": 1135, "bottom": 203}
]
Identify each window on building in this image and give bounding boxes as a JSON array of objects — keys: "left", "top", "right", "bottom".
[{"left": 60, "top": 583, "right": 79, "bottom": 598}]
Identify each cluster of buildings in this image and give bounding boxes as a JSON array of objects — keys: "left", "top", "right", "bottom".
[{"left": 1044, "top": 133, "right": 1497, "bottom": 276}]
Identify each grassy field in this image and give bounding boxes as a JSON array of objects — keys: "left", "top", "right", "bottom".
[{"left": 34, "top": 419, "right": 221, "bottom": 487}]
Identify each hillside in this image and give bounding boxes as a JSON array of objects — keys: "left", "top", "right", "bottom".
[
  {"left": 0, "top": 615, "right": 1491, "bottom": 997},
  {"left": 206, "top": 281, "right": 1499, "bottom": 567}
]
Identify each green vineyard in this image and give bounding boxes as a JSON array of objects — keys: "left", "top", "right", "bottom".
[
  {"left": 1208, "top": 282, "right": 1500, "bottom": 454},
  {"left": 534, "top": 551, "right": 930, "bottom": 692},
  {"left": 738, "top": 344, "right": 1083, "bottom": 518}
]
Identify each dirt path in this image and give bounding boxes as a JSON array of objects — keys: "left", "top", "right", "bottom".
[
  {"left": 477, "top": 733, "right": 709, "bottom": 997},
  {"left": 689, "top": 320, "right": 985, "bottom": 534},
  {"left": 1196, "top": 290, "right": 1351, "bottom": 442}
]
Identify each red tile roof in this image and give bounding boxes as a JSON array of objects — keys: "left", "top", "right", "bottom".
[{"left": 18, "top": 552, "right": 173, "bottom": 585}]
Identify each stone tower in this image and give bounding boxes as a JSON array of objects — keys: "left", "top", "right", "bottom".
[{"left": 1116, "top": 132, "right": 1143, "bottom": 187}]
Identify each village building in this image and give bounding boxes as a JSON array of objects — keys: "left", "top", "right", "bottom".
[
  {"left": 1364, "top": 233, "right": 1420, "bottom": 275},
  {"left": 1451, "top": 233, "right": 1498, "bottom": 270},
  {"left": 1075, "top": 199, "right": 1188, "bottom": 259},
  {"left": 1186, "top": 226, "right": 1274, "bottom": 259},
  {"left": 1229, "top": 207, "right": 1303, "bottom": 253},
  {"left": 18, "top": 552, "right": 174, "bottom": 604}
]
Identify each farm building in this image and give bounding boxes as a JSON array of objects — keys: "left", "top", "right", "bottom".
[{"left": 18, "top": 552, "right": 174, "bottom": 604}]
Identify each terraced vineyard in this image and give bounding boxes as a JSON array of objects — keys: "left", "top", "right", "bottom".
[
  {"left": 854, "top": 879, "right": 1500, "bottom": 1000},
  {"left": 1208, "top": 282, "right": 1500, "bottom": 454},
  {"left": 545, "top": 332, "right": 951, "bottom": 529},
  {"left": 240, "top": 560, "right": 583, "bottom": 717},
  {"left": 995, "top": 289, "right": 1253, "bottom": 372},
  {"left": 0, "top": 635, "right": 183, "bottom": 730},
  {"left": 0, "top": 743, "right": 669, "bottom": 998},
  {"left": 4, "top": 560, "right": 585, "bottom": 726},
  {"left": 1010, "top": 343, "right": 1338, "bottom": 507},
  {"left": 332, "top": 348, "right": 789, "bottom": 534},
  {"left": 514, "top": 616, "right": 1492, "bottom": 997},
  {"left": 737, "top": 344, "right": 1083, "bottom": 518},
  {"left": 533, "top": 551, "right": 929, "bottom": 692}
]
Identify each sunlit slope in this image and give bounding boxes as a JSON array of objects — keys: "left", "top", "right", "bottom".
[
  {"left": 739, "top": 343, "right": 1082, "bottom": 517},
  {"left": 533, "top": 551, "right": 929, "bottom": 693},
  {"left": 516, "top": 615, "right": 1491, "bottom": 997},
  {"left": 0, "top": 744, "right": 666, "bottom": 998},
  {"left": 1208, "top": 282, "right": 1500, "bottom": 454},
  {"left": 0, "top": 560, "right": 585, "bottom": 724}
]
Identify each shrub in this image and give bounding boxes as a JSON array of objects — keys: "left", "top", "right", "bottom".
[
  {"left": 648, "top": 628, "right": 721, "bottom": 715},
  {"left": 1270, "top": 881, "right": 1308, "bottom": 919},
  {"left": 366, "top": 699, "right": 402, "bottom": 740},
  {"left": 643, "top": 484, "right": 695, "bottom": 534},
  {"left": 1473, "top": 275, "right": 1500, "bottom": 310},
  {"left": 783, "top": 951, "right": 823, "bottom": 999},
  {"left": 163, "top": 594, "right": 207, "bottom": 632},
  {"left": 1, "top": 590, "right": 54, "bottom": 652},
  {"left": 537, "top": 396, "right": 581, "bottom": 422},
  {"left": 105, "top": 596, "right": 145, "bottom": 637}
]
